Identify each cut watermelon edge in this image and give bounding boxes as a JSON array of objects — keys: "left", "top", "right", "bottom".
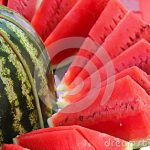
[
  {"left": 53, "top": 57, "right": 74, "bottom": 70},
  {"left": 56, "top": 100, "right": 70, "bottom": 109},
  {"left": 131, "top": 138, "right": 150, "bottom": 149},
  {"left": 35, "top": 0, "right": 43, "bottom": 10},
  {"left": 13, "top": 138, "right": 19, "bottom": 145},
  {"left": 47, "top": 117, "right": 55, "bottom": 128},
  {"left": 124, "top": 142, "right": 133, "bottom": 150},
  {"left": 57, "top": 82, "right": 69, "bottom": 92}
]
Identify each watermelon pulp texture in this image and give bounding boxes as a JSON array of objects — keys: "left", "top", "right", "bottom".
[
  {"left": 61, "top": 0, "right": 127, "bottom": 87},
  {"left": 2, "top": 144, "right": 28, "bottom": 150},
  {"left": 63, "top": 66, "right": 150, "bottom": 103},
  {"left": 139, "top": 0, "right": 150, "bottom": 23},
  {"left": 70, "top": 36, "right": 150, "bottom": 89},
  {"left": 66, "top": 11, "right": 150, "bottom": 89},
  {"left": 31, "top": 0, "right": 78, "bottom": 41},
  {"left": 15, "top": 125, "right": 131, "bottom": 150},
  {"left": 7, "top": 0, "right": 37, "bottom": 21},
  {"left": 65, "top": 39, "right": 150, "bottom": 103},
  {"left": 44, "top": 0, "right": 109, "bottom": 68},
  {"left": 49, "top": 76, "right": 150, "bottom": 142},
  {"left": 89, "top": 0, "right": 127, "bottom": 45}
]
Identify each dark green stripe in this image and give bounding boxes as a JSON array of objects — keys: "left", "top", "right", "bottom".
[
  {"left": 0, "top": 77, "right": 15, "bottom": 144},
  {"left": 0, "top": 49, "right": 33, "bottom": 132}
]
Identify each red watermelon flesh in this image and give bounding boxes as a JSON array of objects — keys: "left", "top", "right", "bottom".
[
  {"left": 2, "top": 144, "right": 29, "bottom": 150},
  {"left": 16, "top": 130, "right": 95, "bottom": 150},
  {"left": 49, "top": 76, "right": 150, "bottom": 142},
  {"left": 44, "top": 0, "right": 109, "bottom": 68},
  {"left": 59, "top": 37, "right": 99, "bottom": 90},
  {"left": 60, "top": 0, "right": 127, "bottom": 88},
  {"left": 74, "top": 11, "right": 150, "bottom": 84},
  {"left": 89, "top": 0, "right": 128, "bottom": 45},
  {"left": 63, "top": 66, "right": 150, "bottom": 103},
  {"left": 140, "top": 0, "right": 150, "bottom": 24},
  {"left": 31, "top": 0, "right": 78, "bottom": 41},
  {"left": 7, "top": 0, "right": 37, "bottom": 21},
  {"left": 70, "top": 39, "right": 150, "bottom": 94},
  {"left": 14, "top": 126, "right": 79, "bottom": 138},
  {"left": 15, "top": 125, "right": 131, "bottom": 150},
  {"left": 0, "top": 0, "right": 8, "bottom": 5}
]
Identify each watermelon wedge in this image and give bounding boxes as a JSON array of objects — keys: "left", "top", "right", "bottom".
[
  {"left": 14, "top": 125, "right": 132, "bottom": 150},
  {"left": 49, "top": 76, "right": 150, "bottom": 149},
  {"left": 60, "top": 0, "right": 127, "bottom": 89},
  {"left": 31, "top": 0, "right": 78, "bottom": 41},
  {"left": 89, "top": 0, "right": 128, "bottom": 45},
  {"left": 71, "top": 11, "right": 150, "bottom": 86},
  {"left": 99, "top": 66, "right": 150, "bottom": 95},
  {"left": 2, "top": 144, "right": 29, "bottom": 150},
  {"left": 44, "top": 0, "right": 109, "bottom": 68},
  {"left": 63, "top": 66, "right": 150, "bottom": 103}
]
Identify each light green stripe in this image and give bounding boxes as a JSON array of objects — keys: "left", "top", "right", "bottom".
[{"left": 0, "top": 57, "right": 26, "bottom": 133}]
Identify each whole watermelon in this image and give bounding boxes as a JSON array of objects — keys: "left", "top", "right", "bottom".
[{"left": 0, "top": 6, "right": 56, "bottom": 145}]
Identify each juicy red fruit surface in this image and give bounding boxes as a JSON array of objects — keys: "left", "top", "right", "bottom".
[
  {"left": 45, "top": 0, "right": 110, "bottom": 67},
  {"left": 2, "top": 144, "right": 28, "bottom": 150},
  {"left": 15, "top": 125, "right": 129, "bottom": 150},
  {"left": 0, "top": 0, "right": 8, "bottom": 5},
  {"left": 32, "top": 0, "right": 78, "bottom": 41},
  {"left": 7, "top": 0, "right": 37, "bottom": 21}
]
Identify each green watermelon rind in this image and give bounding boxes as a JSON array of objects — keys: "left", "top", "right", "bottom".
[
  {"left": 0, "top": 7, "right": 56, "bottom": 124},
  {"left": 0, "top": 36, "right": 39, "bottom": 144},
  {"left": 0, "top": 5, "right": 47, "bottom": 60},
  {"left": 0, "top": 21, "right": 44, "bottom": 128},
  {"left": 131, "top": 139, "right": 150, "bottom": 149},
  {"left": 0, "top": 5, "right": 44, "bottom": 46},
  {"left": 0, "top": 6, "right": 56, "bottom": 145}
]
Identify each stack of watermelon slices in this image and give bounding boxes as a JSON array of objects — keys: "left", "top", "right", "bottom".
[{"left": 48, "top": 0, "right": 150, "bottom": 149}]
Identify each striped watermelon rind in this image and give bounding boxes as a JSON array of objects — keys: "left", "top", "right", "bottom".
[
  {"left": 0, "top": 5, "right": 44, "bottom": 49},
  {"left": 0, "top": 6, "right": 56, "bottom": 145}
]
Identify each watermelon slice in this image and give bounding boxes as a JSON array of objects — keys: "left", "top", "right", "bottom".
[
  {"left": 44, "top": 0, "right": 109, "bottom": 68},
  {"left": 2, "top": 144, "right": 29, "bottom": 150},
  {"left": 63, "top": 66, "right": 150, "bottom": 103},
  {"left": 60, "top": 0, "right": 127, "bottom": 89},
  {"left": 7, "top": 0, "right": 37, "bottom": 21},
  {"left": 49, "top": 76, "right": 150, "bottom": 149},
  {"left": 71, "top": 11, "right": 150, "bottom": 86},
  {"left": 31, "top": 0, "right": 78, "bottom": 41},
  {"left": 66, "top": 39, "right": 150, "bottom": 102},
  {"left": 100, "top": 66, "right": 150, "bottom": 95},
  {"left": 14, "top": 125, "right": 132, "bottom": 150}
]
